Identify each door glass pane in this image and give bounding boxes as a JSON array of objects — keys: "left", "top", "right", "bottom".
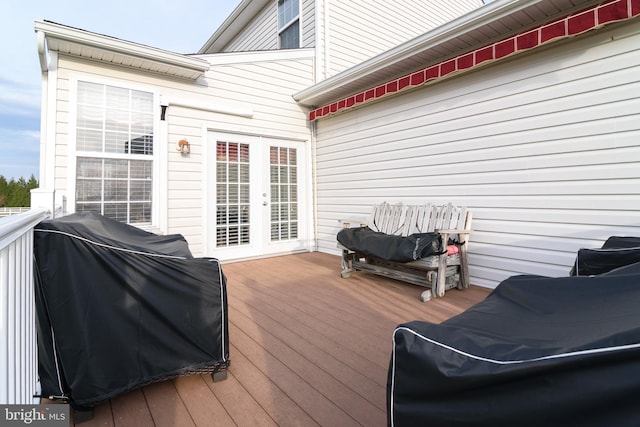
[
  {"left": 216, "top": 141, "right": 251, "bottom": 247},
  {"left": 269, "top": 146, "right": 298, "bottom": 241}
]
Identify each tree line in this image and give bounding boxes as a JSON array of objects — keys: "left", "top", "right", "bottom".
[{"left": 0, "top": 175, "right": 39, "bottom": 207}]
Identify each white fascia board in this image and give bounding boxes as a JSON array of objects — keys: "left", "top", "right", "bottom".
[
  {"left": 163, "top": 98, "right": 254, "bottom": 119},
  {"left": 197, "top": 48, "right": 315, "bottom": 66},
  {"left": 37, "top": 29, "right": 48, "bottom": 72},
  {"left": 292, "top": 0, "right": 548, "bottom": 106},
  {"left": 34, "top": 20, "right": 209, "bottom": 75}
]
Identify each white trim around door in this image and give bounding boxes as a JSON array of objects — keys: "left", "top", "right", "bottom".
[{"left": 206, "top": 131, "right": 310, "bottom": 261}]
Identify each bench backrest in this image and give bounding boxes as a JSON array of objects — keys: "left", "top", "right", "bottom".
[{"left": 368, "top": 203, "right": 469, "bottom": 236}]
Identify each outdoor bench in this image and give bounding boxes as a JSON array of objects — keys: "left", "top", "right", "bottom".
[{"left": 337, "top": 202, "right": 472, "bottom": 301}]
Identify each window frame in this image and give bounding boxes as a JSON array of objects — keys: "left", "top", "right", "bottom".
[
  {"left": 68, "top": 75, "right": 161, "bottom": 227},
  {"left": 277, "top": 0, "right": 301, "bottom": 49}
]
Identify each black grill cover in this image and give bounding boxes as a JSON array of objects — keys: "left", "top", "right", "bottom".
[
  {"left": 388, "top": 271, "right": 640, "bottom": 427},
  {"left": 34, "top": 213, "right": 229, "bottom": 407}
]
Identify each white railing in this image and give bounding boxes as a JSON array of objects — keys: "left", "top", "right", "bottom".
[
  {"left": 0, "top": 207, "right": 31, "bottom": 218},
  {"left": 0, "top": 208, "right": 49, "bottom": 404}
]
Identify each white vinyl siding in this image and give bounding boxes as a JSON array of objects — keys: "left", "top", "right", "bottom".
[
  {"left": 301, "top": 0, "right": 315, "bottom": 48},
  {"left": 324, "top": 0, "right": 483, "bottom": 76},
  {"left": 164, "top": 55, "right": 313, "bottom": 256},
  {"left": 225, "top": 4, "right": 278, "bottom": 51},
  {"left": 214, "top": 0, "right": 476, "bottom": 74},
  {"left": 52, "top": 51, "right": 313, "bottom": 256},
  {"left": 314, "top": 21, "right": 640, "bottom": 288},
  {"left": 223, "top": 0, "right": 315, "bottom": 52}
]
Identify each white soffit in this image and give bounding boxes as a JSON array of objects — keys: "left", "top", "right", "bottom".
[
  {"left": 293, "top": 0, "right": 598, "bottom": 108},
  {"left": 35, "top": 20, "right": 209, "bottom": 80}
]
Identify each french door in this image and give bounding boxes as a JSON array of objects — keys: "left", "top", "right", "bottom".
[{"left": 207, "top": 132, "right": 307, "bottom": 260}]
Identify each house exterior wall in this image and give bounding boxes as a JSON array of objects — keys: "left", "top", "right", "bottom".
[
  {"left": 313, "top": 21, "right": 640, "bottom": 288},
  {"left": 301, "top": 0, "right": 316, "bottom": 48},
  {"left": 321, "top": 0, "right": 483, "bottom": 77},
  {"left": 224, "top": 3, "right": 278, "bottom": 51},
  {"left": 48, "top": 50, "right": 314, "bottom": 256},
  {"left": 222, "top": 0, "right": 316, "bottom": 51},
  {"left": 215, "top": 0, "right": 482, "bottom": 79}
]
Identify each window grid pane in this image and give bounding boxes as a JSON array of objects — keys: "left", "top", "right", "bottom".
[
  {"left": 278, "top": 0, "right": 299, "bottom": 28},
  {"left": 216, "top": 141, "right": 251, "bottom": 247},
  {"left": 76, "top": 157, "right": 152, "bottom": 223},
  {"left": 76, "top": 82, "right": 154, "bottom": 156},
  {"left": 270, "top": 147, "right": 298, "bottom": 241},
  {"left": 279, "top": 20, "right": 300, "bottom": 49},
  {"left": 75, "top": 81, "right": 154, "bottom": 224},
  {"left": 278, "top": 0, "right": 300, "bottom": 49}
]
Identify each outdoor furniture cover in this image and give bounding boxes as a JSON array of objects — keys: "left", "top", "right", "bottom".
[
  {"left": 34, "top": 212, "right": 229, "bottom": 407},
  {"left": 388, "top": 264, "right": 640, "bottom": 427},
  {"left": 337, "top": 226, "right": 444, "bottom": 262},
  {"left": 570, "top": 235, "right": 640, "bottom": 276}
]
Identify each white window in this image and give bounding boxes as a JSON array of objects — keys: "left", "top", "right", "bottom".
[
  {"left": 278, "top": 0, "right": 300, "bottom": 49},
  {"left": 74, "top": 81, "right": 154, "bottom": 224}
]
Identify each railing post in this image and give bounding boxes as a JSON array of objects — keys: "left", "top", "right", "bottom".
[{"left": 31, "top": 188, "right": 65, "bottom": 219}]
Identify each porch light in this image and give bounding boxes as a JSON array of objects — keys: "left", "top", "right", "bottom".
[{"left": 177, "top": 138, "right": 190, "bottom": 155}]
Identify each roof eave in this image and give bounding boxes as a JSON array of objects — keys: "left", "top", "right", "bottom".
[
  {"left": 292, "top": 0, "right": 576, "bottom": 107},
  {"left": 35, "top": 20, "right": 209, "bottom": 80}
]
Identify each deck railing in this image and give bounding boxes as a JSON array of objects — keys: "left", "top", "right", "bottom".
[
  {"left": 0, "top": 208, "right": 49, "bottom": 404},
  {"left": 0, "top": 207, "right": 31, "bottom": 218}
]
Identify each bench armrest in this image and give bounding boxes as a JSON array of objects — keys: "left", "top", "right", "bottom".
[
  {"left": 339, "top": 218, "right": 369, "bottom": 228},
  {"left": 436, "top": 229, "right": 472, "bottom": 234}
]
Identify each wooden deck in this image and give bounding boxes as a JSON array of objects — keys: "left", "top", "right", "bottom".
[{"left": 72, "top": 252, "right": 491, "bottom": 427}]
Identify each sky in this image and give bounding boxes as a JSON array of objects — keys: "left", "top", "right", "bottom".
[{"left": 0, "top": 0, "right": 241, "bottom": 181}]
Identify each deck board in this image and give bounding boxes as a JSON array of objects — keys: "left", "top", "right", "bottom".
[
  {"left": 143, "top": 381, "right": 194, "bottom": 427},
  {"left": 72, "top": 252, "right": 491, "bottom": 426},
  {"left": 111, "top": 388, "right": 154, "bottom": 427},
  {"left": 203, "top": 369, "right": 277, "bottom": 427},
  {"left": 173, "top": 376, "right": 234, "bottom": 426},
  {"left": 223, "top": 343, "right": 319, "bottom": 426}
]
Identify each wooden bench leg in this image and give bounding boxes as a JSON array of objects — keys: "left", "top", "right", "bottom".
[
  {"left": 436, "top": 256, "right": 448, "bottom": 297},
  {"left": 435, "top": 234, "right": 450, "bottom": 297},
  {"left": 340, "top": 249, "right": 354, "bottom": 278},
  {"left": 459, "top": 242, "right": 470, "bottom": 289}
]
